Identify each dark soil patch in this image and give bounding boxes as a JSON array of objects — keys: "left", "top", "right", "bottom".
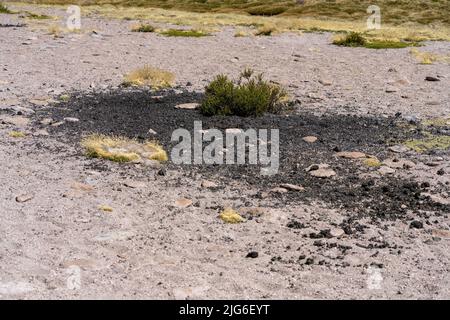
[{"left": 34, "top": 88, "right": 449, "bottom": 221}]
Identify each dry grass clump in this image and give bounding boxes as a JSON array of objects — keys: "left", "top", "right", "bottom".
[
  {"left": 159, "top": 28, "right": 209, "bottom": 37},
  {"left": 409, "top": 48, "right": 450, "bottom": 64},
  {"left": 255, "top": 25, "right": 277, "bottom": 36},
  {"left": 81, "top": 134, "right": 168, "bottom": 163},
  {"left": 9, "top": 131, "right": 26, "bottom": 138},
  {"left": 0, "top": 3, "right": 13, "bottom": 14},
  {"left": 123, "top": 65, "right": 175, "bottom": 89},
  {"left": 131, "top": 23, "right": 155, "bottom": 32}
]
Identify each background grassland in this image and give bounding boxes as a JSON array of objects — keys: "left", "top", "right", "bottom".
[
  {"left": 7, "top": 1, "right": 450, "bottom": 41},
  {"left": 15, "top": 0, "right": 450, "bottom": 26}
]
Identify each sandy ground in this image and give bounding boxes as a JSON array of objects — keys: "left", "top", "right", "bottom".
[{"left": 0, "top": 4, "right": 449, "bottom": 299}]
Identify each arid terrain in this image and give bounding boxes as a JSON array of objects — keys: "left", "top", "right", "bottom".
[{"left": 0, "top": 3, "right": 449, "bottom": 299}]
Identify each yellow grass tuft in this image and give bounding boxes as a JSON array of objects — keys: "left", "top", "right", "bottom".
[
  {"left": 9, "top": 131, "right": 26, "bottom": 138},
  {"left": 98, "top": 205, "right": 113, "bottom": 212},
  {"left": 81, "top": 134, "right": 168, "bottom": 163},
  {"left": 410, "top": 48, "right": 450, "bottom": 65},
  {"left": 123, "top": 65, "right": 175, "bottom": 89}
]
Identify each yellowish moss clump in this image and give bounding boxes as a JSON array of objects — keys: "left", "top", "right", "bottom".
[
  {"left": 81, "top": 134, "right": 168, "bottom": 163},
  {"left": 403, "top": 134, "right": 450, "bottom": 153},
  {"left": 219, "top": 208, "right": 244, "bottom": 224},
  {"left": 363, "top": 158, "right": 382, "bottom": 167},
  {"left": 9, "top": 131, "right": 26, "bottom": 138},
  {"left": 123, "top": 65, "right": 175, "bottom": 89}
]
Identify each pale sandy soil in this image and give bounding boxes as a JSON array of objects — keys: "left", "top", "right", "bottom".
[{"left": 0, "top": 4, "right": 449, "bottom": 299}]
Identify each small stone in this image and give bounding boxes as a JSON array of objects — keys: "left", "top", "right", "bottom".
[
  {"left": 175, "top": 103, "right": 199, "bottom": 110},
  {"left": 64, "top": 117, "right": 79, "bottom": 123},
  {"left": 280, "top": 183, "right": 304, "bottom": 192},
  {"left": 306, "top": 164, "right": 320, "bottom": 172},
  {"left": 336, "top": 151, "right": 366, "bottom": 159},
  {"left": 175, "top": 198, "right": 193, "bottom": 208},
  {"left": 201, "top": 180, "right": 218, "bottom": 188},
  {"left": 385, "top": 86, "right": 398, "bottom": 93},
  {"left": 302, "top": 136, "right": 317, "bottom": 143},
  {"left": 378, "top": 166, "right": 395, "bottom": 175},
  {"left": 388, "top": 145, "right": 409, "bottom": 153},
  {"left": 270, "top": 187, "right": 288, "bottom": 193},
  {"left": 15, "top": 194, "right": 33, "bottom": 203},
  {"left": 318, "top": 79, "right": 332, "bottom": 86},
  {"left": 310, "top": 168, "right": 336, "bottom": 178},
  {"left": 147, "top": 129, "right": 157, "bottom": 135},
  {"left": 157, "top": 168, "right": 166, "bottom": 176},
  {"left": 40, "top": 118, "right": 53, "bottom": 126},
  {"left": 329, "top": 228, "right": 345, "bottom": 238},
  {"left": 246, "top": 251, "right": 259, "bottom": 258},
  {"left": 437, "top": 168, "right": 445, "bottom": 176},
  {"left": 410, "top": 220, "right": 423, "bottom": 229},
  {"left": 425, "top": 76, "right": 440, "bottom": 82}
]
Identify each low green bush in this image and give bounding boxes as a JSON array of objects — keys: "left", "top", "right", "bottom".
[{"left": 200, "top": 69, "right": 288, "bottom": 117}]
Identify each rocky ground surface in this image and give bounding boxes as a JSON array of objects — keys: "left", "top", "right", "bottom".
[{"left": 0, "top": 4, "right": 449, "bottom": 299}]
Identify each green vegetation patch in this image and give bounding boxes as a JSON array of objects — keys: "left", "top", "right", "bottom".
[
  {"left": 159, "top": 29, "right": 209, "bottom": 37},
  {"left": 200, "top": 68, "right": 288, "bottom": 117}
]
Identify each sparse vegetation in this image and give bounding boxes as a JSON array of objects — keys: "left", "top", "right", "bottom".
[
  {"left": 131, "top": 23, "right": 155, "bottom": 33},
  {"left": 334, "top": 32, "right": 420, "bottom": 49},
  {"left": 25, "top": 11, "right": 52, "bottom": 19},
  {"left": 255, "top": 25, "right": 277, "bottom": 36},
  {"left": 82, "top": 134, "right": 168, "bottom": 163},
  {"left": 333, "top": 32, "right": 366, "bottom": 47},
  {"left": 0, "top": 3, "right": 13, "bottom": 14},
  {"left": 159, "top": 29, "right": 209, "bottom": 37},
  {"left": 123, "top": 65, "right": 175, "bottom": 89},
  {"left": 409, "top": 48, "right": 450, "bottom": 64},
  {"left": 403, "top": 132, "right": 450, "bottom": 153},
  {"left": 9, "top": 131, "right": 26, "bottom": 138},
  {"left": 47, "top": 24, "right": 62, "bottom": 37},
  {"left": 200, "top": 68, "right": 288, "bottom": 117}
]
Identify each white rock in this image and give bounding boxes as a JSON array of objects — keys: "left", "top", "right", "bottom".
[
  {"left": 175, "top": 103, "right": 199, "bottom": 110},
  {"left": 378, "top": 166, "right": 395, "bottom": 175}
]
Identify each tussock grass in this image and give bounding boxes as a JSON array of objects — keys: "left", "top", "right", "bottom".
[
  {"left": 333, "top": 32, "right": 421, "bottom": 49},
  {"left": 200, "top": 68, "right": 288, "bottom": 117},
  {"left": 0, "top": 3, "right": 13, "bottom": 14},
  {"left": 9, "top": 131, "right": 26, "bottom": 138},
  {"left": 25, "top": 11, "right": 52, "bottom": 19},
  {"left": 410, "top": 48, "right": 450, "bottom": 64},
  {"left": 123, "top": 65, "right": 175, "bottom": 89},
  {"left": 131, "top": 23, "right": 155, "bottom": 32},
  {"left": 255, "top": 25, "right": 277, "bottom": 36},
  {"left": 159, "top": 28, "right": 209, "bottom": 37},
  {"left": 81, "top": 134, "right": 168, "bottom": 163}
]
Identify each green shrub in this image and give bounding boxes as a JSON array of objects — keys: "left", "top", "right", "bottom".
[
  {"left": 0, "top": 3, "right": 12, "bottom": 14},
  {"left": 333, "top": 32, "right": 366, "bottom": 47},
  {"left": 159, "top": 29, "right": 209, "bottom": 37},
  {"left": 131, "top": 24, "right": 155, "bottom": 32},
  {"left": 200, "top": 69, "right": 288, "bottom": 117}
]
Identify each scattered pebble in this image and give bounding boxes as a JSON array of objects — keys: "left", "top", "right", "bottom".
[
  {"left": 246, "top": 251, "right": 259, "bottom": 258},
  {"left": 410, "top": 220, "right": 423, "bottom": 229},
  {"left": 15, "top": 194, "right": 33, "bottom": 203},
  {"left": 302, "top": 136, "right": 318, "bottom": 143}
]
